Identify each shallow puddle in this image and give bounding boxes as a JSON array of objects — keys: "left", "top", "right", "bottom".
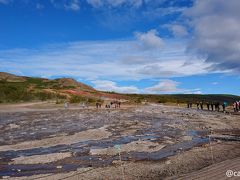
[{"left": 0, "top": 130, "right": 209, "bottom": 178}]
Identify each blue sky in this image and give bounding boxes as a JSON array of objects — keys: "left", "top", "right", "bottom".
[{"left": 0, "top": 0, "right": 239, "bottom": 95}]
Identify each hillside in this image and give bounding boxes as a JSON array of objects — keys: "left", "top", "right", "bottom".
[
  {"left": 126, "top": 94, "right": 239, "bottom": 104},
  {"left": 0, "top": 72, "right": 26, "bottom": 82},
  {"left": 0, "top": 72, "right": 239, "bottom": 104},
  {"left": 0, "top": 72, "right": 127, "bottom": 103}
]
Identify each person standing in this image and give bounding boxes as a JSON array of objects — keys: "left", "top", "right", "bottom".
[
  {"left": 206, "top": 102, "right": 210, "bottom": 111},
  {"left": 190, "top": 102, "right": 193, "bottom": 108},
  {"left": 238, "top": 101, "right": 240, "bottom": 112},
  {"left": 237, "top": 101, "right": 240, "bottom": 112},
  {"left": 217, "top": 102, "right": 220, "bottom": 111},
  {"left": 214, "top": 102, "right": 219, "bottom": 112},
  {"left": 64, "top": 102, "right": 69, "bottom": 109},
  {"left": 196, "top": 101, "right": 200, "bottom": 109},
  {"left": 222, "top": 102, "right": 226, "bottom": 112},
  {"left": 233, "top": 102, "right": 237, "bottom": 112},
  {"left": 200, "top": 101, "right": 203, "bottom": 110},
  {"left": 211, "top": 102, "right": 214, "bottom": 111}
]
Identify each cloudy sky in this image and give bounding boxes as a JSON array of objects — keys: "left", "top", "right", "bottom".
[{"left": 0, "top": 0, "right": 239, "bottom": 95}]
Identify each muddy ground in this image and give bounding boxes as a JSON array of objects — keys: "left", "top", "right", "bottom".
[{"left": 0, "top": 104, "right": 239, "bottom": 179}]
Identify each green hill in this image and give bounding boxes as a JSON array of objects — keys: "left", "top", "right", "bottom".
[
  {"left": 126, "top": 94, "right": 239, "bottom": 104},
  {"left": 0, "top": 72, "right": 96, "bottom": 103},
  {"left": 0, "top": 72, "right": 239, "bottom": 104}
]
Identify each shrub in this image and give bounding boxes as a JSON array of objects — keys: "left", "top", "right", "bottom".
[{"left": 70, "top": 96, "right": 86, "bottom": 103}]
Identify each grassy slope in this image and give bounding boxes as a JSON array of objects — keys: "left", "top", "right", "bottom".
[
  {"left": 0, "top": 77, "right": 67, "bottom": 103},
  {"left": 126, "top": 93, "right": 239, "bottom": 104}
]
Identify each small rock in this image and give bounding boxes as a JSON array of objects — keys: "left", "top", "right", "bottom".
[
  {"left": 9, "top": 124, "right": 20, "bottom": 129},
  {"left": 182, "top": 136, "right": 193, "bottom": 141},
  {"left": 165, "top": 140, "right": 174, "bottom": 144},
  {"left": 165, "top": 160, "right": 171, "bottom": 165},
  {"left": 112, "top": 160, "right": 122, "bottom": 165}
]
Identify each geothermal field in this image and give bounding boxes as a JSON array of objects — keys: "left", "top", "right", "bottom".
[{"left": 0, "top": 103, "right": 239, "bottom": 179}]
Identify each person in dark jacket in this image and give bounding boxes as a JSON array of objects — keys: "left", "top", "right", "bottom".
[
  {"left": 200, "top": 101, "right": 204, "bottom": 110},
  {"left": 211, "top": 102, "right": 214, "bottom": 111},
  {"left": 196, "top": 101, "right": 200, "bottom": 109},
  {"left": 216, "top": 102, "right": 220, "bottom": 111},
  {"left": 187, "top": 102, "right": 190, "bottom": 108},
  {"left": 206, "top": 102, "right": 210, "bottom": 111},
  {"left": 222, "top": 102, "right": 227, "bottom": 112}
]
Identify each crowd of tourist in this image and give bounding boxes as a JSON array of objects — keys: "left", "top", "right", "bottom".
[
  {"left": 187, "top": 100, "right": 240, "bottom": 113},
  {"left": 187, "top": 101, "right": 228, "bottom": 112}
]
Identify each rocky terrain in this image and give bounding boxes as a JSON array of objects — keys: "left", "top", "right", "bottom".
[{"left": 0, "top": 104, "right": 239, "bottom": 179}]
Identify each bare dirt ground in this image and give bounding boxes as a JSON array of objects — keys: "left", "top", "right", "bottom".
[{"left": 0, "top": 103, "right": 239, "bottom": 179}]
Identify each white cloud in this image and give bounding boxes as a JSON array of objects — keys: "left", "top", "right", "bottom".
[
  {"left": 135, "top": 58, "right": 210, "bottom": 78},
  {"left": 145, "top": 79, "right": 179, "bottom": 93},
  {"left": 64, "top": 0, "right": 80, "bottom": 11},
  {"left": 0, "top": 25, "right": 219, "bottom": 82},
  {"left": 166, "top": 24, "right": 188, "bottom": 37},
  {"left": 87, "top": 0, "right": 143, "bottom": 8},
  {"left": 0, "top": 37, "right": 213, "bottom": 81},
  {"left": 135, "top": 29, "right": 164, "bottom": 50},
  {"left": 192, "top": 90, "right": 202, "bottom": 94},
  {"left": 143, "top": 6, "right": 186, "bottom": 19},
  {"left": 92, "top": 80, "right": 140, "bottom": 93},
  {"left": 87, "top": 0, "right": 102, "bottom": 8},
  {"left": 36, "top": 3, "right": 44, "bottom": 10},
  {"left": 129, "top": 0, "right": 142, "bottom": 7},
  {"left": 0, "top": 0, "right": 11, "bottom": 4},
  {"left": 50, "top": 0, "right": 80, "bottom": 11},
  {"left": 86, "top": 0, "right": 186, "bottom": 10},
  {"left": 144, "top": 79, "right": 202, "bottom": 94},
  {"left": 184, "top": 0, "right": 240, "bottom": 72},
  {"left": 91, "top": 79, "right": 202, "bottom": 94},
  {"left": 120, "top": 56, "right": 154, "bottom": 65}
]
